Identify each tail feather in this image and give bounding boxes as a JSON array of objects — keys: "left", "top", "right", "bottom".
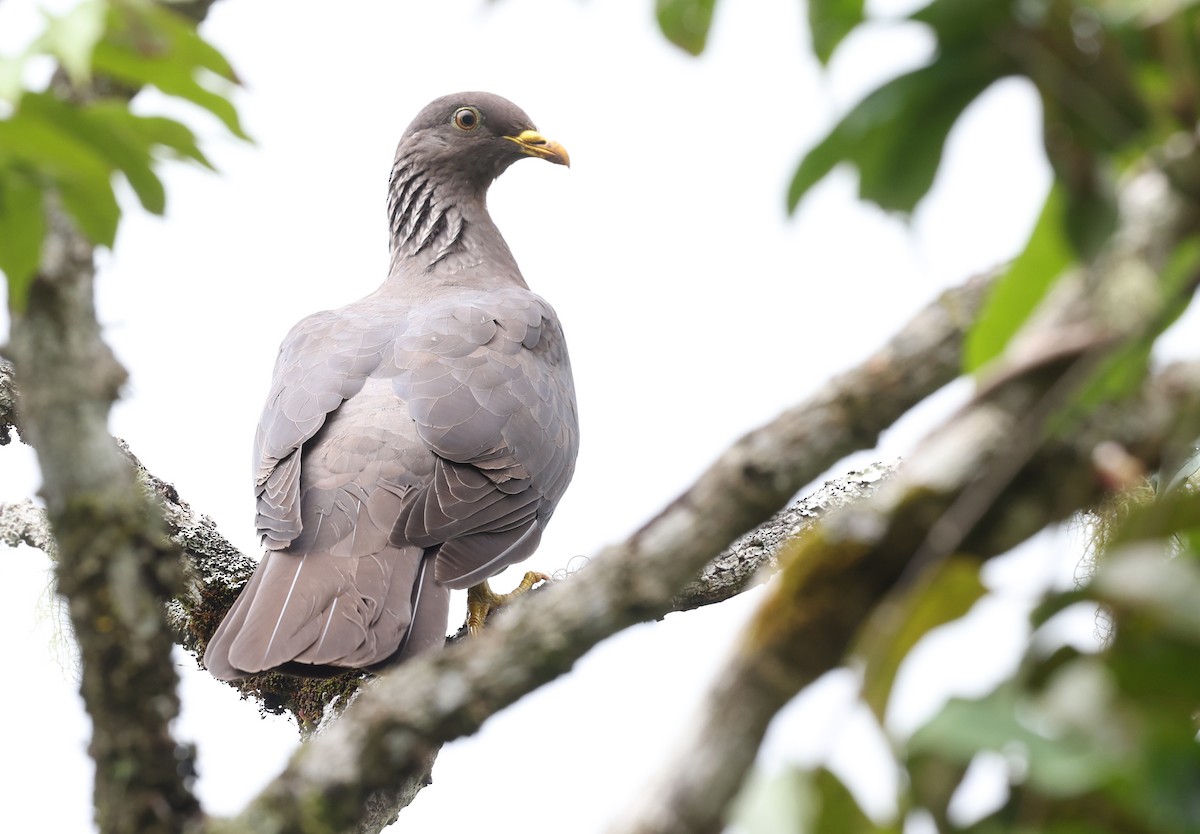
[{"left": 203, "top": 543, "right": 435, "bottom": 679}]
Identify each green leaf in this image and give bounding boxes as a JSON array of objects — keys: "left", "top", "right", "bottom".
[
  {"left": 812, "top": 768, "right": 886, "bottom": 832},
  {"left": 656, "top": 0, "right": 718, "bottom": 56},
  {"left": 857, "top": 556, "right": 987, "bottom": 722},
  {"left": 808, "top": 0, "right": 864, "bottom": 65},
  {"left": 1160, "top": 447, "right": 1200, "bottom": 495},
  {"left": 788, "top": 49, "right": 1003, "bottom": 214},
  {"left": 910, "top": 0, "right": 1015, "bottom": 47},
  {"left": 99, "top": 109, "right": 213, "bottom": 169},
  {"left": 1094, "top": 545, "right": 1200, "bottom": 639},
  {"left": 40, "top": 0, "right": 108, "bottom": 85},
  {"left": 910, "top": 679, "right": 1120, "bottom": 796},
  {"left": 0, "top": 167, "right": 45, "bottom": 312},
  {"left": 18, "top": 92, "right": 165, "bottom": 214},
  {"left": 733, "top": 767, "right": 896, "bottom": 834},
  {"left": 91, "top": 3, "right": 248, "bottom": 140},
  {"left": 56, "top": 167, "right": 121, "bottom": 246},
  {"left": 964, "top": 184, "right": 1074, "bottom": 373},
  {"left": 733, "top": 768, "right": 813, "bottom": 834},
  {"left": 0, "top": 103, "right": 122, "bottom": 247},
  {"left": 1063, "top": 234, "right": 1200, "bottom": 417},
  {"left": 0, "top": 54, "right": 26, "bottom": 104}
]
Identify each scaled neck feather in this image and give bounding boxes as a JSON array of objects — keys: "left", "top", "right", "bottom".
[{"left": 385, "top": 155, "right": 523, "bottom": 286}]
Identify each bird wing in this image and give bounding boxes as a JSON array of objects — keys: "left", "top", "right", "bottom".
[
  {"left": 251, "top": 309, "right": 396, "bottom": 549},
  {"left": 390, "top": 288, "right": 579, "bottom": 588},
  {"left": 207, "top": 289, "right": 577, "bottom": 676}
]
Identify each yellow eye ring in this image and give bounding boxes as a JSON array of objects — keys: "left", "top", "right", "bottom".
[{"left": 453, "top": 107, "right": 481, "bottom": 131}]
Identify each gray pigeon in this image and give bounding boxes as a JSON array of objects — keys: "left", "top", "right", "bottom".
[{"left": 204, "top": 93, "right": 578, "bottom": 680}]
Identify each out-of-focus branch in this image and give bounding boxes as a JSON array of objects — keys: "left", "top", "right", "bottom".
[
  {"left": 607, "top": 163, "right": 1200, "bottom": 834},
  {"left": 7, "top": 259, "right": 988, "bottom": 833},
  {"left": 613, "top": 355, "right": 1200, "bottom": 834}
]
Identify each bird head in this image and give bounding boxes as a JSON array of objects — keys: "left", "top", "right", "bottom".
[{"left": 395, "top": 92, "right": 569, "bottom": 190}]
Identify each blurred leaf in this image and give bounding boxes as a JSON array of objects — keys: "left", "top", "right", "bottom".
[
  {"left": 91, "top": 107, "right": 213, "bottom": 169},
  {"left": 40, "top": 0, "right": 107, "bottom": 85},
  {"left": 19, "top": 91, "right": 164, "bottom": 213},
  {"left": 811, "top": 768, "right": 888, "bottom": 833},
  {"left": 733, "top": 767, "right": 813, "bottom": 834},
  {"left": 1160, "top": 447, "right": 1200, "bottom": 494},
  {"left": 0, "top": 105, "right": 121, "bottom": 246},
  {"left": 92, "top": 2, "right": 248, "bottom": 139},
  {"left": 1105, "top": 477, "right": 1200, "bottom": 546},
  {"left": 788, "top": 50, "right": 1002, "bottom": 214},
  {"left": 0, "top": 167, "right": 45, "bottom": 311},
  {"left": 655, "top": 0, "right": 718, "bottom": 55},
  {"left": 858, "top": 555, "right": 987, "bottom": 722},
  {"left": 0, "top": 54, "right": 27, "bottom": 104},
  {"left": 910, "top": 0, "right": 1015, "bottom": 47},
  {"left": 734, "top": 767, "right": 896, "bottom": 834},
  {"left": 910, "top": 681, "right": 1120, "bottom": 796},
  {"left": 1094, "top": 544, "right": 1200, "bottom": 639},
  {"left": 56, "top": 166, "right": 121, "bottom": 246},
  {"left": 1065, "top": 234, "right": 1200, "bottom": 416},
  {"left": 808, "top": 0, "right": 864, "bottom": 65},
  {"left": 964, "top": 184, "right": 1074, "bottom": 372}
]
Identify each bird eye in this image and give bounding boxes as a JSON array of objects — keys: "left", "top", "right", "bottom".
[{"left": 453, "top": 107, "right": 481, "bottom": 131}]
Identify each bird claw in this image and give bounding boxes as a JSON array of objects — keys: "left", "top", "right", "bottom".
[{"left": 465, "top": 571, "right": 551, "bottom": 636}]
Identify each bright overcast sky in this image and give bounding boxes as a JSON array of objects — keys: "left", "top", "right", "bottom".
[{"left": 0, "top": 0, "right": 1115, "bottom": 831}]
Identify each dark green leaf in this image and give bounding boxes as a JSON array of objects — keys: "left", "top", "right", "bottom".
[
  {"left": 812, "top": 769, "right": 887, "bottom": 833},
  {"left": 964, "top": 184, "right": 1074, "bottom": 372},
  {"left": 858, "top": 556, "right": 986, "bottom": 722},
  {"left": 656, "top": 0, "right": 718, "bottom": 56},
  {"left": 808, "top": 0, "right": 864, "bottom": 65},
  {"left": 910, "top": 0, "right": 1014, "bottom": 47},
  {"left": 788, "top": 50, "right": 1003, "bottom": 214},
  {"left": 0, "top": 167, "right": 45, "bottom": 311}
]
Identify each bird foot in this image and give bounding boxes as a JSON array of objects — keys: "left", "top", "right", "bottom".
[{"left": 465, "top": 571, "right": 551, "bottom": 636}]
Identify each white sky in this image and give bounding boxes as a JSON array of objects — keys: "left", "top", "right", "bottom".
[{"left": 6, "top": 0, "right": 1174, "bottom": 832}]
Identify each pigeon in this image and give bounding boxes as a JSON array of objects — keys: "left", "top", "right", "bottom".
[{"left": 204, "top": 92, "right": 578, "bottom": 679}]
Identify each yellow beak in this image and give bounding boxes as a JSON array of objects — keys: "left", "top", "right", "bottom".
[{"left": 506, "top": 129, "right": 571, "bottom": 167}]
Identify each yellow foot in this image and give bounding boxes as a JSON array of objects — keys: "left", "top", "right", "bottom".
[{"left": 466, "top": 571, "right": 551, "bottom": 636}]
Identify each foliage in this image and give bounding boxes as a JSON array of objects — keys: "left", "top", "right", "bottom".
[
  {"left": 0, "top": 0, "right": 246, "bottom": 312},
  {"left": 658, "top": 1, "right": 1200, "bottom": 832}
]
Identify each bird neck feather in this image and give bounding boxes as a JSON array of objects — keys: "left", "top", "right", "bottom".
[{"left": 385, "top": 158, "right": 524, "bottom": 284}]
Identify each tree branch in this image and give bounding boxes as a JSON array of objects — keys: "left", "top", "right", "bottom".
[
  {"left": 0, "top": 357, "right": 17, "bottom": 446},
  {"left": 5, "top": 276, "right": 986, "bottom": 735},
  {"left": 201, "top": 271, "right": 994, "bottom": 833},
  {"left": 7, "top": 262, "right": 988, "bottom": 832},
  {"left": 1, "top": 4, "right": 226, "bottom": 831},
  {"left": 606, "top": 164, "right": 1200, "bottom": 834}
]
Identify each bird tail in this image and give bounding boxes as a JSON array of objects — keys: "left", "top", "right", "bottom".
[{"left": 202, "top": 544, "right": 448, "bottom": 679}]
